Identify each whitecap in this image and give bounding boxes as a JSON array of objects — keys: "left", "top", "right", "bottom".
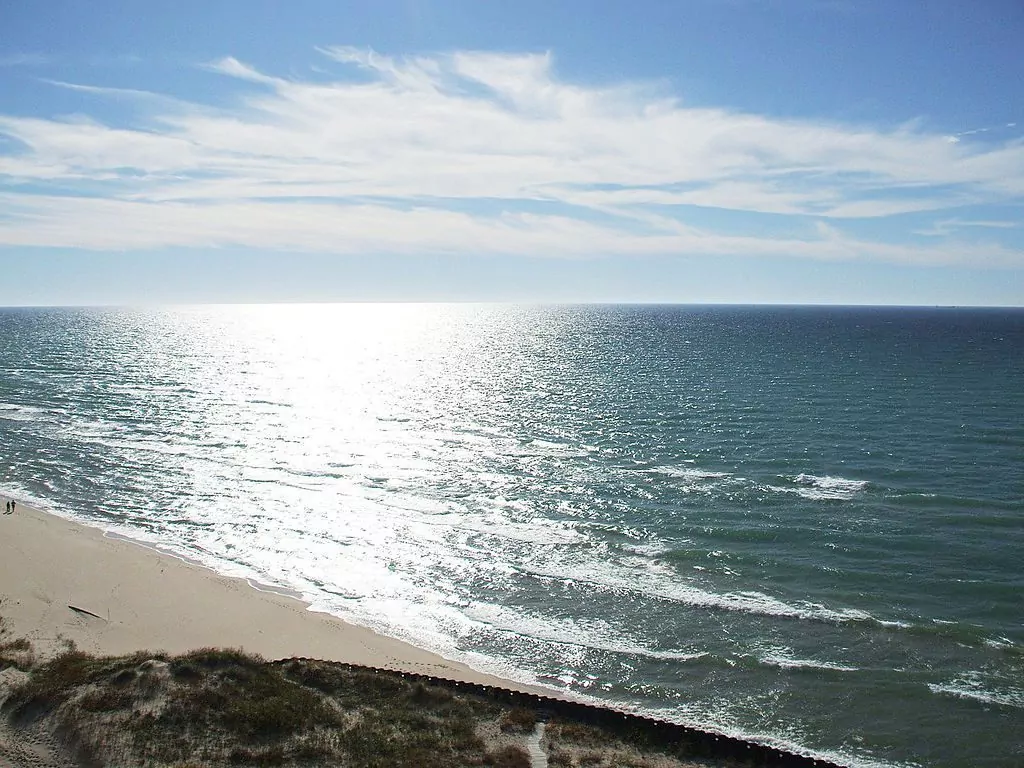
[
  {"left": 0, "top": 403, "right": 50, "bottom": 422},
  {"left": 928, "top": 679, "right": 1024, "bottom": 709},
  {"left": 767, "top": 474, "right": 868, "bottom": 501},
  {"left": 623, "top": 540, "right": 674, "bottom": 557},
  {"left": 755, "top": 646, "right": 859, "bottom": 672},
  {"left": 461, "top": 602, "right": 709, "bottom": 663},
  {"left": 518, "top": 562, "right": 878, "bottom": 625},
  {"left": 646, "top": 466, "right": 731, "bottom": 481},
  {"left": 983, "top": 636, "right": 1022, "bottom": 653}
]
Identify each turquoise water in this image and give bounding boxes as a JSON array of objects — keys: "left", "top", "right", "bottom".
[{"left": 0, "top": 304, "right": 1021, "bottom": 767}]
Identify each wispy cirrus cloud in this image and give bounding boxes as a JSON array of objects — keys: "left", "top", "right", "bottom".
[
  {"left": 913, "top": 218, "right": 1019, "bottom": 238},
  {"left": 202, "top": 56, "right": 284, "bottom": 86},
  {"left": 0, "top": 47, "right": 1021, "bottom": 265},
  {"left": 946, "top": 122, "right": 1018, "bottom": 143}
]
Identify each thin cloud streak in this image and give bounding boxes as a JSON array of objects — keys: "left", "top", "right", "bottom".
[
  {"left": 0, "top": 47, "right": 1021, "bottom": 266},
  {"left": 1, "top": 192, "right": 1018, "bottom": 268},
  {"left": 913, "top": 218, "right": 1019, "bottom": 238}
]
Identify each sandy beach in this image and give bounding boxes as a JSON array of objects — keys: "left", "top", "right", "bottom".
[{"left": 0, "top": 497, "right": 530, "bottom": 691}]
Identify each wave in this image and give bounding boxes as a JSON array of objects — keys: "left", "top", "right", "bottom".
[
  {"left": 0, "top": 402, "right": 51, "bottom": 422},
  {"left": 468, "top": 606, "right": 862, "bottom": 675},
  {"left": 637, "top": 465, "right": 738, "bottom": 495},
  {"left": 928, "top": 678, "right": 1024, "bottom": 709},
  {"left": 766, "top": 474, "right": 868, "bottom": 501},
  {"left": 517, "top": 438, "right": 590, "bottom": 458},
  {"left": 984, "top": 637, "right": 1024, "bottom": 655},
  {"left": 896, "top": 619, "right": 1023, "bottom": 651},
  {"left": 622, "top": 540, "right": 674, "bottom": 558},
  {"left": 461, "top": 602, "right": 710, "bottom": 664},
  {"left": 515, "top": 562, "right": 880, "bottom": 626},
  {"left": 641, "top": 467, "right": 868, "bottom": 502},
  {"left": 645, "top": 465, "right": 732, "bottom": 481},
  {"left": 455, "top": 517, "right": 585, "bottom": 547},
  {"left": 754, "top": 647, "right": 859, "bottom": 673}
]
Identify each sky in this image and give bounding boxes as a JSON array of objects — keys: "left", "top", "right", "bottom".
[{"left": 0, "top": 0, "right": 1022, "bottom": 306}]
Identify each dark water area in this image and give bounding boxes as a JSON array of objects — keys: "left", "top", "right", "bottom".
[{"left": 1, "top": 304, "right": 1022, "bottom": 766}]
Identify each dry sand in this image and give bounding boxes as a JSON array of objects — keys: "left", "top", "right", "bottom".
[
  {"left": 0, "top": 497, "right": 533, "bottom": 690},
  {"left": 0, "top": 497, "right": 568, "bottom": 767}
]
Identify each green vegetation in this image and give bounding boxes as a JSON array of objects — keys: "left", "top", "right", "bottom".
[
  {"left": 0, "top": 644, "right": 534, "bottom": 767},
  {"left": 0, "top": 624, "right": 793, "bottom": 767},
  {"left": 545, "top": 719, "right": 691, "bottom": 768}
]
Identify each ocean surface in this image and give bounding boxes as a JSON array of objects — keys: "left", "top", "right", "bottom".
[{"left": 0, "top": 304, "right": 1021, "bottom": 767}]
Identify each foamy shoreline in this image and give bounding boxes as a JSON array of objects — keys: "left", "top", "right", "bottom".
[
  {"left": 0, "top": 505, "right": 884, "bottom": 767},
  {"left": 0, "top": 497, "right": 543, "bottom": 694}
]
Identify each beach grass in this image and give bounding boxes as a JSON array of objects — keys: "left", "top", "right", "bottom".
[
  {"left": 1, "top": 629, "right": 747, "bottom": 767},
  {"left": 3, "top": 641, "right": 523, "bottom": 766},
  {"left": 0, "top": 617, "right": 35, "bottom": 671}
]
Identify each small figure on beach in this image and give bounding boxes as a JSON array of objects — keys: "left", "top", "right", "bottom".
[{"left": 8, "top": 501, "right": 14, "bottom": 514}]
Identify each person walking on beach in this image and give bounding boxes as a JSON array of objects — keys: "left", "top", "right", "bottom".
[{"left": 7, "top": 501, "right": 13, "bottom": 515}]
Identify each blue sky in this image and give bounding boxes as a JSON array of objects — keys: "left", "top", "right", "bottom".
[{"left": 1, "top": 0, "right": 1022, "bottom": 305}]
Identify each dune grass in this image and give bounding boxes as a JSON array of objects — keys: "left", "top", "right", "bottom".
[
  {"left": 0, "top": 616, "right": 35, "bottom": 671},
  {"left": 0, "top": 621, "right": 805, "bottom": 768}
]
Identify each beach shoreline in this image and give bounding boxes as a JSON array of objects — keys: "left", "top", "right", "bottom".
[
  {"left": 0, "top": 496, "right": 545, "bottom": 694},
  {"left": 0, "top": 497, "right": 851, "bottom": 768}
]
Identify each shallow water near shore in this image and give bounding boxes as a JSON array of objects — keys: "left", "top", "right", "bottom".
[{"left": 1, "top": 304, "right": 1022, "bottom": 767}]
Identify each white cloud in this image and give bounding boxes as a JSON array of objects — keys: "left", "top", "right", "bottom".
[
  {"left": 1, "top": 192, "right": 1017, "bottom": 268},
  {"left": 0, "top": 47, "right": 1021, "bottom": 266},
  {"left": 913, "top": 218, "right": 1019, "bottom": 238},
  {"left": 202, "top": 56, "right": 283, "bottom": 86}
]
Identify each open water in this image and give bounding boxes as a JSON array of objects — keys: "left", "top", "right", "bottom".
[{"left": 0, "top": 304, "right": 1021, "bottom": 767}]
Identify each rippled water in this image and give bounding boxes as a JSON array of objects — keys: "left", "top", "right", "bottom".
[{"left": 1, "top": 304, "right": 1022, "bottom": 767}]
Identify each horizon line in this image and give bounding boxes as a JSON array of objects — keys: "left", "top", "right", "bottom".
[{"left": 1, "top": 301, "right": 1022, "bottom": 310}]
